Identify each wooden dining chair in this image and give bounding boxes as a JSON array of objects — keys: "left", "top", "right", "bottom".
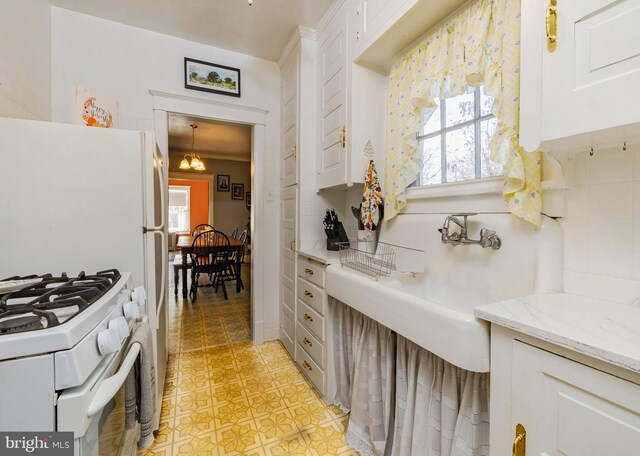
[
  {"left": 230, "top": 227, "right": 239, "bottom": 239},
  {"left": 188, "top": 230, "right": 231, "bottom": 301},
  {"left": 192, "top": 224, "right": 215, "bottom": 236},
  {"left": 223, "top": 230, "right": 248, "bottom": 290}
]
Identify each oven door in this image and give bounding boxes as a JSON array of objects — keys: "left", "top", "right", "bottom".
[{"left": 57, "top": 326, "right": 143, "bottom": 456}]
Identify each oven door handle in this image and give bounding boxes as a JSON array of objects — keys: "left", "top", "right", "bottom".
[{"left": 87, "top": 342, "right": 141, "bottom": 418}]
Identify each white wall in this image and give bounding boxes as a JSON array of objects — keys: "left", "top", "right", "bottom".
[
  {"left": 51, "top": 7, "right": 281, "bottom": 339},
  {"left": 0, "top": 0, "right": 51, "bottom": 120},
  {"left": 559, "top": 145, "right": 640, "bottom": 280}
]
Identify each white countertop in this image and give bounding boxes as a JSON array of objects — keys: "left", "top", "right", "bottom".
[
  {"left": 475, "top": 293, "right": 640, "bottom": 374},
  {"left": 296, "top": 246, "right": 341, "bottom": 265}
]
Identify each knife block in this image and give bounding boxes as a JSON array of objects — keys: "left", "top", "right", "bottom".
[{"left": 326, "top": 221, "right": 350, "bottom": 251}]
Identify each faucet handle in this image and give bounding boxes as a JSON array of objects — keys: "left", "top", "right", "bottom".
[{"left": 480, "top": 229, "right": 501, "bottom": 250}]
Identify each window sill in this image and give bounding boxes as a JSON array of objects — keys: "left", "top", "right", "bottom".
[{"left": 405, "top": 177, "right": 504, "bottom": 201}]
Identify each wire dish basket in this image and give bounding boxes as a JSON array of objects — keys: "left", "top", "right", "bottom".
[{"left": 338, "top": 241, "right": 425, "bottom": 278}]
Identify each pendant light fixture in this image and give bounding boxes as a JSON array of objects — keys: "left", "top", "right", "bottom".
[{"left": 179, "top": 124, "right": 206, "bottom": 171}]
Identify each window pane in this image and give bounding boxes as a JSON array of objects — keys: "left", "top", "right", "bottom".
[
  {"left": 446, "top": 126, "right": 475, "bottom": 182},
  {"left": 445, "top": 91, "right": 474, "bottom": 127},
  {"left": 480, "top": 86, "right": 493, "bottom": 116},
  {"left": 422, "top": 99, "right": 441, "bottom": 135},
  {"left": 480, "top": 118, "right": 502, "bottom": 178},
  {"left": 421, "top": 135, "right": 442, "bottom": 185}
]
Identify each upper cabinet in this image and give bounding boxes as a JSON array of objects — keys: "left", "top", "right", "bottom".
[
  {"left": 280, "top": 29, "right": 316, "bottom": 188},
  {"left": 316, "top": 0, "right": 387, "bottom": 190},
  {"left": 281, "top": 50, "right": 299, "bottom": 188},
  {"left": 520, "top": 0, "right": 640, "bottom": 153},
  {"left": 317, "top": 2, "right": 348, "bottom": 189}
]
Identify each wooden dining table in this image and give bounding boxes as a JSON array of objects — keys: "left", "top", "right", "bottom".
[{"left": 176, "top": 235, "right": 245, "bottom": 298}]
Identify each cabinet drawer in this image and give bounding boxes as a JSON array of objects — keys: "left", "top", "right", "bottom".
[
  {"left": 296, "top": 321, "right": 325, "bottom": 368},
  {"left": 296, "top": 343, "right": 325, "bottom": 394},
  {"left": 296, "top": 299, "right": 324, "bottom": 341},
  {"left": 296, "top": 277, "right": 325, "bottom": 315},
  {"left": 298, "top": 257, "right": 325, "bottom": 288}
]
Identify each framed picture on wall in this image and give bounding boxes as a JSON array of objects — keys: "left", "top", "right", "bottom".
[
  {"left": 217, "top": 175, "right": 230, "bottom": 192},
  {"left": 232, "top": 183, "right": 244, "bottom": 200},
  {"left": 184, "top": 58, "right": 241, "bottom": 97},
  {"left": 246, "top": 192, "right": 251, "bottom": 209}
]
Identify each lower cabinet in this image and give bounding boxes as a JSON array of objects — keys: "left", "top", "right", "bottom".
[
  {"left": 491, "top": 326, "right": 640, "bottom": 456},
  {"left": 291, "top": 255, "right": 336, "bottom": 402}
]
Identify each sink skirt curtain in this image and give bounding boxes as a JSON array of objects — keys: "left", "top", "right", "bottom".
[
  {"left": 330, "top": 298, "right": 490, "bottom": 456},
  {"left": 330, "top": 298, "right": 396, "bottom": 455},
  {"left": 393, "top": 337, "right": 490, "bottom": 456}
]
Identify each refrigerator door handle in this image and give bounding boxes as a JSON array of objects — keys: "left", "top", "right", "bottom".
[
  {"left": 153, "top": 229, "right": 167, "bottom": 326},
  {"left": 146, "top": 146, "right": 166, "bottom": 232}
]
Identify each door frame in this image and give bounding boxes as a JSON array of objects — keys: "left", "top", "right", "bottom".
[
  {"left": 168, "top": 172, "right": 215, "bottom": 228},
  {"left": 151, "top": 90, "right": 268, "bottom": 344}
]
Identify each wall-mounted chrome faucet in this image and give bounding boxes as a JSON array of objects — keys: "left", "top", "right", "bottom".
[{"left": 438, "top": 213, "right": 502, "bottom": 250}]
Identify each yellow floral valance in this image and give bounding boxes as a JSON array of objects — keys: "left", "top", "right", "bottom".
[{"left": 384, "top": 0, "right": 541, "bottom": 226}]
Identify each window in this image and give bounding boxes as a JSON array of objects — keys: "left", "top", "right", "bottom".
[
  {"left": 168, "top": 186, "right": 190, "bottom": 233},
  {"left": 417, "top": 86, "right": 502, "bottom": 186}
]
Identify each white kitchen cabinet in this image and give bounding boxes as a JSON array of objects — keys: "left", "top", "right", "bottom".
[
  {"left": 317, "top": 0, "right": 387, "bottom": 190},
  {"left": 489, "top": 326, "right": 640, "bottom": 456},
  {"left": 294, "top": 255, "right": 336, "bottom": 401},
  {"left": 511, "top": 341, "right": 640, "bottom": 456},
  {"left": 520, "top": 0, "right": 640, "bottom": 152},
  {"left": 279, "top": 187, "right": 297, "bottom": 356},
  {"left": 281, "top": 50, "right": 298, "bottom": 188}
]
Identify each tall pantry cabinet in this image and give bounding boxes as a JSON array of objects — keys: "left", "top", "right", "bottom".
[{"left": 279, "top": 28, "right": 316, "bottom": 358}]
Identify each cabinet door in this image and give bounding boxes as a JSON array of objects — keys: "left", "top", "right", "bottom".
[
  {"left": 511, "top": 341, "right": 640, "bottom": 455},
  {"left": 282, "top": 52, "right": 298, "bottom": 188},
  {"left": 280, "top": 187, "right": 297, "bottom": 356},
  {"left": 533, "top": 0, "right": 640, "bottom": 148},
  {"left": 318, "top": 2, "right": 348, "bottom": 189}
]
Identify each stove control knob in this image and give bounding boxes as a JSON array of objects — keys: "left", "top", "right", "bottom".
[
  {"left": 108, "top": 316, "right": 129, "bottom": 341},
  {"left": 123, "top": 301, "right": 140, "bottom": 320},
  {"left": 131, "top": 286, "right": 147, "bottom": 306},
  {"left": 97, "top": 328, "right": 120, "bottom": 355}
]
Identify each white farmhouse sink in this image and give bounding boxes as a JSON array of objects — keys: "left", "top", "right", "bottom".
[{"left": 326, "top": 214, "right": 563, "bottom": 372}]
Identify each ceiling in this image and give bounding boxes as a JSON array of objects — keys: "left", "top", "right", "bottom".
[
  {"left": 49, "top": 0, "right": 334, "bottom": 61},
  {"left": 168, "top": 114, "right": 252, "bottom": 162}
]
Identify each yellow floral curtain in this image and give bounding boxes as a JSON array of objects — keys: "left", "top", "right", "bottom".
[{"left": 384, "top": 0, "right": 541, "bottom": 226}]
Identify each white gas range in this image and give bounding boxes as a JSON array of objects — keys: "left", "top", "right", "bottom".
[{"left": 0, "top": 270, "right": 150, "bottom": 455}]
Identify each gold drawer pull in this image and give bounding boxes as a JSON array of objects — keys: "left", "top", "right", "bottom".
[
  {"left": 304, "top": 290, "right": 313, "bottom": 298},
  {"left": 304, "top": 268, "right": 314, "bottom": 275},
  {"left": 304, "top": 314, "right": 314, "bottom": 322},
  {"left": 512, "top": 423, "right": 526, "bottom": 456},
  {"left": 303, "top": 337, "right": 313, "bottom": 347},
  {"left": 546, "top": 0, "right": 557, "bottom": 53},
  {"left": 303, "top": 360, "right": 313, "bottom": 371}
]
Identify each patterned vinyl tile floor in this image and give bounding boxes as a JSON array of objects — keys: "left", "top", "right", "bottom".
[{"left": 138, "top": 256, "right": 356, "bottom": 455}]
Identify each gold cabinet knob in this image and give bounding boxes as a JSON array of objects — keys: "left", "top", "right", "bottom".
[
  {"left": 304, "top": 290, "right": 313, "bottom": 298},
  {"left": 304, "top": 314, "right": 314, "bottom": 322},
  {"left": 302, "top": 360, "right": 312, "bottom": 371},
  {"left": 303, "top": 337, "right": 313, "bottom": 347},
  {"left": 304, "top": 268, "right": 313, "bottom": 275}
]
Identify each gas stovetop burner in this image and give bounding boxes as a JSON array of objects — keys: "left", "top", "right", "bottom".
[
  {"left": 0, "top": 269, "right": 121, "bottom": 336},
  {"left": 0, "top": 315, "right": 44, "bottom": 334}
]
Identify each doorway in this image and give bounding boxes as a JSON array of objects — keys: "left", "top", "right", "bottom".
[{"left": 152, "top": 92, "right": 267, "bottom": 346}]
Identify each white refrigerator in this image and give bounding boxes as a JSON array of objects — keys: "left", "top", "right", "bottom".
[{"left": 0, "top": 117, "right": 168, "bottom": 431}]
